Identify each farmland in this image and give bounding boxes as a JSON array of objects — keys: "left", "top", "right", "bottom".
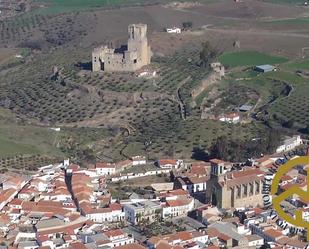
[
  {"left": 219, "top": 51, "right": 288, "bottom": 68},
  {"left": 0, "top": 0, "right": 308, "bottom": 165},
  {"left": 264, "top": 0, "right": 306, "bottom": 5},
  {"left": 35, "top": 0, "right": 153, "bottom": 14},
  {"left": 218, "top": 59, "right": 309, "bottom": 130}
]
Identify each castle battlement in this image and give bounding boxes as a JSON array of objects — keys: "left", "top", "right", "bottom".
[{"left": 92, "top": 24, "right": 152, "bottom": 72}]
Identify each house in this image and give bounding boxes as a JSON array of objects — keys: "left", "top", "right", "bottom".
[
  {"left": 196, "top": 205, "right": 221, "bottom": 225},
  {"left": 162, "top": 197, "right": 194, "bottom": 219},
  {"left": 0, "top": 188, "right": 18, "bottom": 211},
  {"left": 245, "top": 234, "right": 264, "bottom": 247},
  {"left": 261, "top": 228, "right": 285, "bottom": 243},
  {"left": 103, "top": 229, "right": 134, "bottom": 248},
  {"left": 159, "top": 189, "right": 194, "bottom": 219},
  {"left": 114, "top": 244, "right": 146, "bottom": 249},
  {"left": 208, "top": 222, "right": 250, "bottom": 248},
  {"left": 254, "top": 64, "right": 276, "bottom": 73},
  {"left": 95, "top": 162, "right": 116, "bottom": 176},
  {"left": 175, "top": 176, "right": 208, "bottom": 194},
  {"left": 123, "top": 201, "right": 162, "bottom": 225},
  {"left": 155, "top": 159, "right": 183, "bottom": 170},
  {"left": 166, "top": 27, "right": 181, "bottom": 34},
  {"left": 218, "top": 112, "right": 240, "bottom": 124},
  {"left": 132, "top": 156, "right": 147, "bottom": 166},
  {"left": 147, "top": 230, "right": 208, "bottom": 248},
  {"left": 85, "top": 203, "right": 125, "bottom": 223},
  {"left": 276, "top": 135, "right": 302, "bottom": 153}
]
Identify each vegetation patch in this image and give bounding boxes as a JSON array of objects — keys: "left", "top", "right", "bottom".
[
  {"left": 264, "top": 18, "right": 309, "bottom": 26},
  {"left": 263, "top": 0, "right": 305, "bottom": 5},
  {"left": 219, "top": 51, "right": 288, "bottom": 68},
  {"left": 283, "top": 59, "right": 309, "bottom": 70}
]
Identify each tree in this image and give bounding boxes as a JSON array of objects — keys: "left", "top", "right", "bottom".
[
  {"left": 182, "top": 21, "right": 193, "bottom": 30},
  {"left": 210, "top": 136, "right": 229, "bottom": 160},
  {"left": 282, "top": 119, "right": 294, "bottom": 129},
  {"left": 199, "top": 41, "right": 218, "bottom": 68},
  {"left": 299, "top": 124, "right": 309, "bottom": 135},
  {"left": 191, "top": 147, "right": 209, "bottom": 161},
  {"left": 259, "top": 244, "right": 271, "bottom": 249},
  {"left": 155, "top": 209, "right": 162, "bottom": 223},
  {"left": 265, "top": 128, "right": 281, "bottom": 153}
]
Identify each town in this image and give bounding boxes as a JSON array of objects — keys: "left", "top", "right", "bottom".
[
  {"left": 0, "top": 0, "right": 309, "bottom": 248},
  {"left": 0, "top": 133, "right": 308, "bottom": 249}
]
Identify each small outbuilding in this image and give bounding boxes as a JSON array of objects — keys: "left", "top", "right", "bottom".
[
  {"left": 238, "top": 104, "right": 253, "bottom": 112},
  {"left": 254, "top": 64, "right": 276, "bottom": 73}
]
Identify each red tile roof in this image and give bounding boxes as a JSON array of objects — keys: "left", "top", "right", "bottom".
[
  {"left": 159, "top": 159, "right": 178, "bottom": 165},
  {"left": 104, "top": 229, "right": 124, "bottom": 238},
  {"left": 114, "top": 244, "right": 146, "bottom": 249}
]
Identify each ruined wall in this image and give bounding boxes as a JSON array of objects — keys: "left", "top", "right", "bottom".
[{"left": 92, "top": 24, "right": 152, "bottom": 73}]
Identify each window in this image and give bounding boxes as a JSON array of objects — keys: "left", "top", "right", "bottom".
[
  {"left": 255, "top": 181, "right": 260, "bottom": 194},
  {"left": 236, "top": 186, "right": 241, "bottom": 199},
  {"left": 134, "top": 59, "right": 137, "bottom": 64},
  {"left": 243, "top": 184, "right": 248, "bottom": 197},
  {"left": 249, "top": 183, "right": 254, "bottom": 195}
]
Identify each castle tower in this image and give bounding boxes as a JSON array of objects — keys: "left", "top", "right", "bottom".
[
  {"left": 92, "top": 24, "right": 151, "bottom": 72},
  {"left": 127, "top": 24, "right": 151, "bottom": 65}
]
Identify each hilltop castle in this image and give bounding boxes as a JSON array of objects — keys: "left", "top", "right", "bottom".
[{"left": 92, "top": 24, "right": 152, "bottom": 72}]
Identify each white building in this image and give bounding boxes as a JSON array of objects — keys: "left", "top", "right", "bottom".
[
  {"left": 103, "top": 229, "right": 134, "bottom": 248},
  {"left": 166, "top": 27, "right": 182, "bottom": 34},
  {"left": 218, "top": 112, "right": 240, "bottom": 124},
  {"left": 176, "top": 176, "right": 208, "bottom": 194},
  {"left": 162, "top": 197, "right": 194, "bottom": 219},
  {"left": 85, "top": 204, "right": 125, "bottom": 223},
  {"left": 156, "top": 159, "right": 184, "bottom": 170},
  {"left": 276, "top": 135, "right": 302, "bottom": 153},
  {"left": 123, "top": 201, "right": 162, "bottom": 225},
  {"left": 95, "top": 162, "right": 116, "bottom": 176},
  {"left": 132, "top": 156, "right": 147, "bottom": 166},
  {"left": 246, "top": 235, "right": 264, "bottom": 247}
]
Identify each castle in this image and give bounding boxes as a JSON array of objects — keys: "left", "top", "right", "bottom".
[{"left": 92, "top": 24, "right": 152, "bottom": 72}]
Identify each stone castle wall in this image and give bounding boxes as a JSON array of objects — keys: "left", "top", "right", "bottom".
[{"left": 92, "top": 24, "right": 152, "bottom": 73}]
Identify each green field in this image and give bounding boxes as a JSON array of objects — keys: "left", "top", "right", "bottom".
[
  {"left": 264, "top": 18, "right": 309, "bottom": 26},
  {"left": 34, "top": 0, "right": 152, "bottom": 14},
  {"left": 219, "top": 51, "right": 288, "bottom": 68},
  {"left": 283, "top": 59, "right": 309, "bottom": 70},
  {"left": 264, "top": 0, "right": 305, "bottom": 5},
  {"left": 35, "top": 0, "right": 206, "bottom": 14}
]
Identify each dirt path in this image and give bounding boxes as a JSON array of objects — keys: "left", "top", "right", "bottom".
[
  {"left": 203, "top": 26, "right": 309, "bottom": 39},
  {"left": 176, "top": 76, "right": 191, "bottom": 120}
]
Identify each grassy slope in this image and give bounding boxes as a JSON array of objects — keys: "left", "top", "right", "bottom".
[
  {"left": 35, "top": 0, "right": 144, "bottom": 14},
  {"left": 225, "top": 57, "right": 309, "bottom": 128},
  {"left": 283, "top": 59, "right": 309, "bottom": 70},
  {"left": 264, "top": 18, "right": 309, "bottom": 25},
  {"left": 35, "top": 0, "right": 214, "bottom": 14},
  {"left": 219, "top": 51, "right": 288, "bottom": 68},
  {"left": 267, "top": 71, "right": 309, "bottom": 127},
  {"left": 0, "top": 108, "right": 63, "bottom": 157}
]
